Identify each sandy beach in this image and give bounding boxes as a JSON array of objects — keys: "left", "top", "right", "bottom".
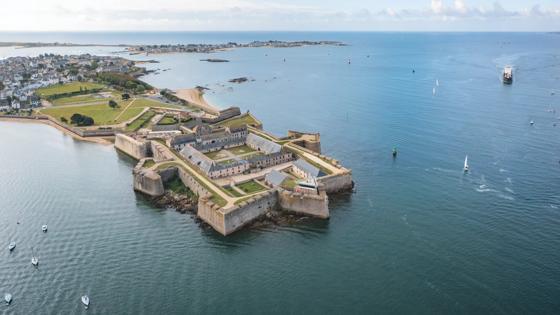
[{"left": 174, "top": 88, "right": 220, "bottom": 115}]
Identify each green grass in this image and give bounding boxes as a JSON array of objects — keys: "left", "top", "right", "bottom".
[
  {"left": 217, "top": 159, "right": 236, "bottom": 165},
  {"left": 126, "top": 110, "right": 155, "bottom": 131},
  {"left": 281, "top": 177, "right": 298, "bottom": 190},
  {"left": 228, "top": 145, "right": 255, "bottom": 156},
  {"left": 158, "top": 115, "right": 178, "bottom": 125},
  {"left": 142, "top": 159, "right": 155, "bottom": 168},
  {"left": 204, "top": 150, "right": 228, "bottom": 160},
  {"left": 165, "top": 176, "right": 197, "bottom": 199},
  {"left": 51, "top": 94, "right": 109, "bottom": 106},
  {"left": 128, "top": 98, "right": 183, "bottom": 110},
  {"left": 40, "top": 99, "right": 142, "bottom": 126},
  {"left": 37, "top": 82, "right": 105, "bottom": 97},
  {"left": 155, "top": 160, "right": 227, "bottom": 208},
  {"left": 216, "top": 113, "right": 260, "bottom": 128},
  {"left": 224, "top": 186, "right": 244, "bottom": 197},
  {"left": 41, "top": 96, "right": 186, "bottom": 127},
  {"left": 237, "top": 180, "right": 267, "bottom": 194}
]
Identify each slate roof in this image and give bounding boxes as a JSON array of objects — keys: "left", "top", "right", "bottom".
[
  {"left": 246, "top": 133, "right": 281, "bottom": 154},
  {"left": 265, "top": 170, "right": 288, "bottom": 187},
  {"left": 293, "top": 158, "right": 324, "bottom": 178},
  {"left": 180, "top": 145, "right": 215, "bottom": 174}
]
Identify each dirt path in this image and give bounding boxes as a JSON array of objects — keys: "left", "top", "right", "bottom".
[{"left": 113, "top": 98, "right": 137, "bottom": 122}]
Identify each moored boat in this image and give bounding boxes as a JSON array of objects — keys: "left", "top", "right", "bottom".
[
  {"left": 81, "top": 295, "right": 90, "bottom": 308},
  {"left": 8, "top": 242, "right": 16, "bottom": 251},
  {"left": 4, "top": 293, "right": 12, "bottom": 305},
  {"left": 503, "top": 66, "right": 513, "bottom": 84}
]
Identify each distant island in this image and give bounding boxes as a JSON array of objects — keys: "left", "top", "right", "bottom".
[
  {"left": 127, "top": 40, "right": 345, "bottom": 55},
  {"left": 200, "top": 58, "right": 230, "bottom": 63}
]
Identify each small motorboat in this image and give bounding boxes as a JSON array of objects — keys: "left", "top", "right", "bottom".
[
  {"left": 530, "top": 120, "right": 535, "bottom": 125},
  {"left": 392, "top": 148, "right": 398, "bottom": 158},
  {"left": 8, "top": 242, "right": 16, "bottom": 251},
  {"left": 81, "top": 295, "right": 90, "bottom": 308},
  {"left": 463, "top": 155, "right": 469, "bottom": 173},
  {"left": 42, "top": 225, "right": 48, "bottom": 232},
  {"left": 436, "top": 79, "right": 439, "bottom": 86},
  {"left": 4, "top": 293, "right": 12, "bottom": 305}
]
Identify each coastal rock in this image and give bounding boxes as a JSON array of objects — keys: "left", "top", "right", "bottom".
[
  {"left": 152, "top": 191, "right": 196, "bottom": 214},
  {"left": 228, "top": 77, "right": 251, "bottom": 84},
  {"left": 200, "top": 58, "right": 230, "bottom": 63}
]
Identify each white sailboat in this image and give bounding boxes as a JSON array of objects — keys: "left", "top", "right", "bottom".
[
  {"left": 8, "top": 242, "right": 16, "bottom": 251},
  {"left": 463, "top": 155, "right": 469, "bottom": 173},
  {"left": 81, "top": 295, "right": 90, "bottom": 309},
  {"left": 42, "top": 225, "right": 48, "bottom": 232},
  {"left": 436, "top": 79, "right": 439, "bottom": 86},
  {"left": 31, "top": 248, "right": 39, "bottom": 266}
]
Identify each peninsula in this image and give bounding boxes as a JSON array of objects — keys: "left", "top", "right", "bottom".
[{"left": 0, "top": 52, "right": 353, "bottom": 236}]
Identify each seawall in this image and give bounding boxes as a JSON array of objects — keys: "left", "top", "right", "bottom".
[
  {"left": 278, "top": 189, "right": 329, "bottom": 218},
  {"left": 115, "top": 134, "right": 149, "bottom": 160},
  {"left": 318, "top": 172, "right": 353, "bottom": 193}
]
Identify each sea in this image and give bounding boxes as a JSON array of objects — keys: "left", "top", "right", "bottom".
[{"left": 1, "top": 32, "right": 560, "bottom": 314}]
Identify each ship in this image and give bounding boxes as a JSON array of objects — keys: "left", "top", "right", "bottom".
[{"left": 503, "top": 66, "right": 513, "bottom": 84}]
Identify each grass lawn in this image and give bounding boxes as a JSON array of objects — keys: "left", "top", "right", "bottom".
[
  {"left": 51, "top": 94, "right": 110, "bottom": 106},
  {"left": 40, "top": 99, "right": 143, "bottom": 125},
  {"left": 217, "top": 159, "right": 236, "bottom": 165},
  {"left": 129, "top": 98, "right": 183, "bottom": 110},
  {"left": 204, "top": 150, "right": 229, "bottom": 160},
  {"left": 126, "top": 110, "right": 155, "bottom": 132},
  {"left": 143, "top": 159, "right": 155, "bottom": 168},
  {"left": 164, "top": 176, "right": 197, "bottom": 199},
  {"left": 216, "top": 113, "right": 260, "bottom": 128},
  {"left": 158, "top": 115, "right": 178, "bottom": 125},
  {"left": 237, "top": 180, "right": 267, "bottom": 194},
  {"left": 37, "top": 82, "right": 106, "bottom": 97},
  {"left": 281, "top": 177, "right": 298, "bottom": 190},
  {"left": 228, "top": 145, "right": 255, "bottom": 156},
  {"left": 224, "top": 186, "right": 244, "bottom": 197},
  {"left": 41, "top": 96, "right": 188, "bottom": 127}
]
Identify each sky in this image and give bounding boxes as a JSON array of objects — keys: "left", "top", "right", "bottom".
[{"left": 0, "top": 0, "right": 558, "bottom": 32}]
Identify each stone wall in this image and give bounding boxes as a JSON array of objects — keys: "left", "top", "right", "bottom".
[
  {"left": 278, "top": 189, "right": 329, "bottom": 218},
  {"left": 115, "top": 134, "right": 149, "bottom": 160},
  {"left": 318, "top": 172, "right": 354, "bottom": 193},
  {"left": 198, "top": 191, "right": 278, "bottom": 236},
  {"left": 223, "top": 191, "right": 278, "bottom": 235},
  {"left": 177, "top": 167, "right": 211, "bottom": 198},
  {"left": 150, "top": 141, "right": 174, "bottom": 162},
  {"left": 158, "top": 167, "right": 178, "bottom": 183},
  {"left": 197, "top": 199, "right": 226, "bottom": 234},
  {"left": 133, "top": 167, "right": 164, "bottom": 197}
]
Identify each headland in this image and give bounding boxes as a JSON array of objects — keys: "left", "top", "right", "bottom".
[{"left": 0, "top": 47, "right": 353, "bottom": 236}]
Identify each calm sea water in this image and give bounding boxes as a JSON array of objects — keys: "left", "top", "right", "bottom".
[{"left": 1, "top": 32, "right": 560, "bottom": 314}]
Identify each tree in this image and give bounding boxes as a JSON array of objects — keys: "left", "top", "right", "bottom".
[
  {"left": 121, "top": 93, "right": 130, "bottom": 100},
  {"left": 61, "top": 117, "right": 68, "bottom": 123},
  {"left": 108, "top": 100, "right": 118, "bottom": 109},
  {"left": 70, "top": 113, "right": 83, "bottom": 125}
]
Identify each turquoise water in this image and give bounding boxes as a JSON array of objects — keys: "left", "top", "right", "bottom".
[{"left": 1, "top": 32, "right": 560, "bottom": 314}]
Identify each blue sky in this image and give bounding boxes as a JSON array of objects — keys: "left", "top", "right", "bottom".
[{"left": 1, "top": 0, "right": 558, "bottom": 31}]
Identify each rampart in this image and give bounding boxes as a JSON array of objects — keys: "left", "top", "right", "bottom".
[
  {"left": 115, "top": 134, "right": 150, "bottom": 160},
  {"left": 278, "top": 189, "right": 329, "bottom": 218}
]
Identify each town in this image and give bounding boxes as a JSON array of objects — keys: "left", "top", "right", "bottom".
[{"left": 0, "top": 54, "right": 143, "bottom": 111}]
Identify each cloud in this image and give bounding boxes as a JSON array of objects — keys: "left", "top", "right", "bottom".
[{"left": 0, "top": 0, "right": 559, "bottom": 31}]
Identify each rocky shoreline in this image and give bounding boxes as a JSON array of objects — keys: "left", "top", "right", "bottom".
[{"left": 150, "top": 190, "right": 316, "bottom": 232}]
